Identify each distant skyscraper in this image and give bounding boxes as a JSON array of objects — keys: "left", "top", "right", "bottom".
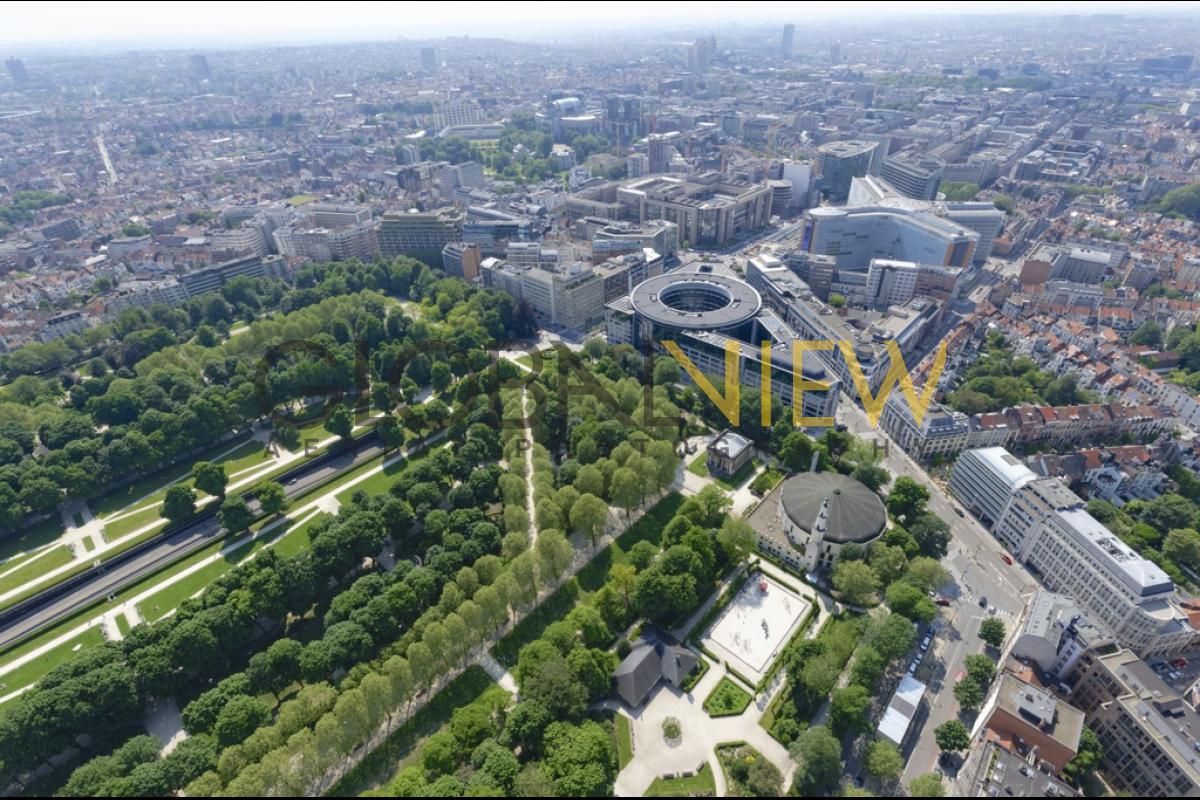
[
  {"left": 5, "top": 57, "right": 30, "bottom": 85},
  {"left": 687, "top": 39, "right": 711, "bottom": 74},
  {"left": 190, "top": 54, "right": 212, "bottom": 82},
  {"left": 421, "top": 47, "right": 438, "bottom": 72},
  {"left": 829, "top": 42, "right": 842, "bottom": 63},
  {"left": 781, "top": 24, "right": 795, "bottom": 57}
]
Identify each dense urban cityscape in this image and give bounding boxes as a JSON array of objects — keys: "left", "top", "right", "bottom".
[{"left": 1, "top": 1, "right": 1200, "bottom": 796}]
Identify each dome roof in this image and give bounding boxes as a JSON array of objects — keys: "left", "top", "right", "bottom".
[{"left": 779, "top": 472, "right": 886, "bottom": 545}]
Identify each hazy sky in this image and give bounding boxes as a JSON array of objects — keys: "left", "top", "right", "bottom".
[{"left": 3, "top": 0, "right": 1200, "bottom": 50}]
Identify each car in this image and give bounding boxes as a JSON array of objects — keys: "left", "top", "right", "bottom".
[
  {"left": 988, "top": 605, "right": 997, "bottom": 615},
  {"left": 955, "top": 506, "right": 965, "bottom": 517},
  {"left": 935, "top": 596, "right": 951, "bottom": 607},
  {"left": 1171, "top": 658, "right": 1188, "bottom": 669},
  {"left": 979, "top": 596, "right": 989, "bottom": 608},
  {"left": 1000, "top": 553, "right": 1014, "bottom": 565}
]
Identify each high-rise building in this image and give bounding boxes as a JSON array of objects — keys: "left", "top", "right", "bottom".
[
  {"left": 5, "top": 57, "right": 30, "bottom": 85},
  {"left": 646, "top": 132, "right": 681, "bottom": 174},
  {"left": 378, "top": 209, "right": 463, "bottom": 263},
  {"left": 687, "top": 39, "right": 711, "bottom": 74},
  {"left": 420, "top": 47, "right": 438, "bottom": 72},
  {"left": 781, "top": 24, "right": 795, "bottom": 57},
  {"left": 948, "top": 447, "right": 1038, "bottom": 528},
  {"left": 880, "top": 154, "right": 945, "bottom": 201},
  {"left": 441, "top": 242, "right": 482, "bottom": 281},
  {"left": 189, "top": 54, "right": 212, "bottom": 82},
  {"left": 816, "top": 140, "right": 878, "bottom": 202}
]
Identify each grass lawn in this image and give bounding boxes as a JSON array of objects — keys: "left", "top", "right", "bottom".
[
  {"left": 690, "top": 452, "right": 761, "bottom": 492},
  {"left": 271, "top": 513, "right": 331, "bottom": 557},
  {"left": 0, "top": 516, "right": 66, "bottom": 563},
  {"left": 137, "top": 558, "right": 234, "bottom": 623},
  {"left": 687, "top": 452, "right": 711, "bottom": 478},
  {"left": 218, "top": 440, "right": 276, "bottom": 476},
  {"left": 327, "top": 666, "right": 503, "bottom": 796},
  {"left": 102, "top": 504, "right": 164, "bottom": 542},
  {"left": 615, "top": 713, "right": 634, "bottom": 769},
  {"left": 644, "top": 763, "right": 716, "bottom": 797},
  {"left": 703, "top": 676, "right": 753, "bottom": 717},
  {"left": 0, "top": 545, "right": 74, "bottom": 597},
  {"left": 0, "top": 627, "right": 105, "bottom": 696}
]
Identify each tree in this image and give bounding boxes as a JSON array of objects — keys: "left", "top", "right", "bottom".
[
  {"left": 790, "top": 725, "right": 842, "bottom": 795},
  {"left": 869, "top": 543, "right": 908, "bottom": 585},
  {"left": 542, "top": 719, "right": 617, "bottom": 797},
  {"left": 326, "top": 406, "right": 353, "bottom": 440},
  {"left": 213, "top": 695, "right": 269, "bottom": 747},
  {"left": 745, "top": 757, "right": 783, "bottom": 796},
  {"left": 886, "top": 477, "right": 929, "bottom": 522},
  {"left": 963, "top": 653, "right": 996, "bottom": 687},
  {"left": 979, "top": 617, "right": 1007, "bottom": 648},
  {"left": 830, "top": 685, "right": 872, "bottom": 737},
  {"left": 933, "top": 719, "right": 970, "bottom": 752},
  {"left": 568, "top": 493, "right": 608, "bottom": 546},
  {"left": 1164, "top": 527, "right": 1200, "bottom": 570},
  {"left": 716, "top": 517, "right": 757, "bottom": 563},
  {"left": 1063, "top": 727, "right": 1103, "bottom": 781},
  {"left": 832, "top": 560, "right": 880, "bottom": 606},
  {"left": 865, "top": 740, "right": 904, "bottom": 783},
  {"left": 1130, "top": 320, "right": 1163, "bottom": 348},
  {"left": 886, "top": 582, "right": 937, "bottom": 623},
  {"left": 247, "top": 638, "right": 303, "bottom": 700},
  {"left": 257, "top": 481, "right": 287, "bottom": 516},
  {"left": 779, "top": 431, "right": 816, "bottom": 472},
  {"left": 852, "top": 463, "right": 889, "bottom": 492},
  {"left": 905, "top": 556, "right": 950, "bottom": 592},
  {"left": 954, "top": 677, "right": 984, "bottom": 710},
  {"left": 192, "top": 460, "right": 227, "bottom": 498},
  {"left": 868, "top": 613, "right": 917, "bottom": 661},
  {"left": 662, "top": 716, "right": 681, "bottom": 739},
  {"left": 908, "top": 514, "right": 951, "bottom": 559},
  {"left": 218, "top": 496, "right": 254, "bottom": 532},
  {"left": 909, "top": 773, "right": 946, "bottom": 796},
  {"left": 610, "top": 466, "right": 641, "bottom": 515},
  {"left": 162, "top": 484, "right": 197, "bottom": 524}
]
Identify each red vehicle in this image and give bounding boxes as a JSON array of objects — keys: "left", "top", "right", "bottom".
[
  {"left": 1000, "top": 553, "right": 1014, "bottom": 565},
  {"left": 1171, "top": 658, "right": 1188, "bottom": 669},
  {"left": 934, "top": 596, "right": 952, "bottom": 607}
]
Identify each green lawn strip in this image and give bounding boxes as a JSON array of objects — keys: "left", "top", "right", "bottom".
[
  {"left": 218, "top": 440, "right": 276, "bottom": 476},
  {"left": 0, "top": 545, "right": 75, "bottom": 598},
  {"left": 101, "top": 504, "right": 164, "bottom": 541},
  {"left": 0, "top": 516, "right": 66, "bottom": 563},
  {"left": 615, "top": 713, "right": 634, "bottom": 769},
  {"left": 644, "top": 763, "right": 716, "bottom": 797},
  {"left": 272, "top": 513, "right": 332, "bottom": 557},
  {"left": 687, "top": 452, "right": 710, "bottom": 477},
  {"left": 114, "top": 615, "right": 131, "bottom": 638},
  {"left": 494, "top": 493, "right": 685, "bottom": 666},
  {"left": 327, "top": 666, "right": 501, "bottom": 797},
  {"left": 81, "top": 537, "right": 96, "bottom": 553},
  {"left": 91, "top": 433, "right": 255, "bottom": 518},
  {"left": 333, "top": 456, "right": 410, "bottom": 504},
  {"left": 0, "top": 627, "right": 106, "bottom": 698},
  {"left": 137, "top": 558, "right": 235, "bottom": 623},
  {"left": 702, "top": 676, "right": 753, "bottom": 717},
  {"left": 687, "top": 452, "right": 759, "bottom": 491}
]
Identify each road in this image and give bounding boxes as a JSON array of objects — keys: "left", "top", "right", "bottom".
[
  {"left": 0, "top": 428, "right": 430, "bottom": 651},
  {"left": 834, "top": 399, "right": 1038, "bottom": 783}
]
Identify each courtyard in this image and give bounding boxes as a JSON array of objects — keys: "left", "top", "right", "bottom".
[{"left": 700, "top": 572, "right": 811, "bottom": 685}]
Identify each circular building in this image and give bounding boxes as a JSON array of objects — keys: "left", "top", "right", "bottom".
[
  {"left": 629, "top": 272, "right": 761, "bottom": 340},
  {"left": 776, "top": 472, "right": 887, "bottom": 573}
]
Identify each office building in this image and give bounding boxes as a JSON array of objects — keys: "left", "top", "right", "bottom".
[
  {"left": 1068, "top": 649, "right": 1200, "bottom": 797},
  {"left": 781, "top": 24, "right": 795, "bottom": 57},
  {"left": 687, "top": 38, "right": 712, "bottom": 74},
  {"left": 880, "top": 154, "right": 945, "bottom": 201},
  {"left": 189, "top": 54, "right": 212, "bottom": 81},
  {"left": 420, "top": 47, "right": 438, "bottom": 72},
  {"left": 613, "top": 173, "right": 773, "bottom": 247},
  {"left": 817, "top": 140, "right": 878, "bottom": 202},
  {"left": 180, "top": 255, "right": 291, "bottom": 298},
  {"left": 646, "top": 132, "right": 682, "bottom": 174},
  {"left": 1012, "top": 590, "right": 1115, "bottom": 679},
  {"left": 994, "top": 475, "right": 1197, "bottom": 657},
  {"left": 441, "top": 242, "right": 482, "bottom": 281},
  {"left": 948, "top": 447, "right": 1038, "bottom": 528},
  {"left": 801, "top": 204, "right": 980, "bottom": 269},
  {"left": 5, "top": 58, "right": 30, "bottom": 85},
  {"left": 378, "top": 209, "right": 464, "bottom": 263},
  {"left": 605, "top": 262, "right": 840, "bottom": 426},
  {"left": 482, "top": 259, "right": 605, "bottom": 332},
  {"left": 1048, "top": 246, "right": 1111, "bottom": 285}
]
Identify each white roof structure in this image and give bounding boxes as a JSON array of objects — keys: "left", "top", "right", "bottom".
[{"left": 878, "top": 675, "right": 926, "bottom": 746}]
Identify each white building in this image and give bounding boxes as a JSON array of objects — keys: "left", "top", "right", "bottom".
[{"left": 948, "top": 447, "right": 1038, "bottom": 527}]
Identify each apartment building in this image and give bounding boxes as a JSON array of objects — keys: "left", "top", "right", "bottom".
[{"left": 1067, "top": 649, "right": 1200, "bottom": 797}]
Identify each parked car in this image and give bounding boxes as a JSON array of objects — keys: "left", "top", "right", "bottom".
[
  {"left": 1000, "top": 553, "right": 1014, "bottom": 565},
  {"left": 935, "top": 596, "right": 952, "bottom": 607},
  {"left": 978, "top": 596, "right": 989, "bottom": 608},
  {"left": 988, "top": 605, "right": 997, "bottom": 615},
  {"left": 1171, "top": 658, "right": 1188, "bottom": 669},
  {"left": 955, "top": 506, "right": 965, "bottom": 517}
]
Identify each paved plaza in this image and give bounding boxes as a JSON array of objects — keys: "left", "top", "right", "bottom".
[{"left": 701, "top": 572, "right": 811, "bottom": 684}]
